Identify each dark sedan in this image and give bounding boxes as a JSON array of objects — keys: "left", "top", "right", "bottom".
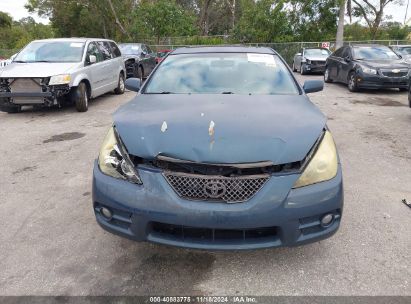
[
  {"left": 325, "top": 44, "right": 409, "bottom": 92},
  {"left": 92, "top": 46, "right": 343, "bottom": 250},
  {"left": 119, "top": 43, "right": 156, "bottom": 80}
]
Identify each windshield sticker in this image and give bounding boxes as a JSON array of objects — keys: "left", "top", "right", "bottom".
[
  {"left": 247, "top": 53, "right": 276, "bottom": 66},
  {"left": 70, "top": 43, "right": 83, "bottom": 48}
]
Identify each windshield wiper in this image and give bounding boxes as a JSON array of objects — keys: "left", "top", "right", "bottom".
[
  {"left": 13, "top": 60, "right": 26, "bottom": 63},
  {"left": 222, "top": 91, "right": 234, "bottom": 94},
  {"left": 146, "top": 91, "right": 174, "bottom": 94}
]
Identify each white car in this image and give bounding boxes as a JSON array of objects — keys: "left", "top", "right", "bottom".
[{"left": 0, "top": 38, "right": 126, "bottom": 113}]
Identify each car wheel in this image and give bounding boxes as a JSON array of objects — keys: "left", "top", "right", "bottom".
[
  {"left": 0, "top": 104, "right": 21, "bottom": 114},
  {"left": 348, "top": 72, "right": 359, "bottom": 92},
  {"left": 324, "top": 67, "right": 333, "bottom": 83},
  {"left": 399, "top": 87, "right": 407, "bottom": 92},
  {"left": 71, "top": 82, "right": 89, "bottom": 112},
  {"left": 292, "top": 62, "right": 297, "bottom": 72},
  {"left": 300, "top": 63, "right": 306, "bottom": 75},
  {"left": 114, "top": 73, "right": 125, "bottom": 95}
]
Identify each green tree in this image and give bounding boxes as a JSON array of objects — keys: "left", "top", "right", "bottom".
[
  {"left": 132, "top": 0, "right": 197, "bottom": 43},
  {"left": 234, "top": 0, "right": 293, "bottom": 42}
]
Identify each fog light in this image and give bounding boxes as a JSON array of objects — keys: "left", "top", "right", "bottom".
[
  {"left": 321, "top": 213, "right": 334, "bottom": 227},
  {"left": 100, "top": 207, "right": 113, "bottom": 220}
]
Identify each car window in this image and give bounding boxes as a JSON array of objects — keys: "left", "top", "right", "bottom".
[
  {"left": 353, "top": 46, "right": 400, "bottom": 60},
  {"left": 14, "top": 41, "right": 85, "bottom": 63},
  {"left": 119, "top": 44, "right": 141, "bottom": 55},
  {"left": 146, "top": 45, "right": 153, "bottom": 54},
  {"left": 141, "top": 45, "right": 148, "bottom": 54},
  {"left": 144, "top": 53, "right": 299, "bottom": 95},
  {"left": 396, "top": 47, "right": 411, "bottom": 55},
  {"left": 341, "top": 47, "right": 351, "bottom": 59},
  {"left": 97, "top": 41, "right": 113, "bottom": 60},
  {"left": 304, "top": 49, "right": 330, "bottom": 56},
  {"left": 87, "top": 42, "right": 103, "bottom": 63},
  {"left": 109, "top": 42, "right": 121, "bottom": 58},
  {"left": 332, "top": 47, "right": 344, "bottom": 58}
]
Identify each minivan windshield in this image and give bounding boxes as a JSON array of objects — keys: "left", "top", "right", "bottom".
[
  {"left": 353, "top": 46, "right": 400, "bottom": 60},
  {"left": 144, "top": 53, "right": 299, "bottom": 95},
  {"left": 119, "top": 44, "right": 141, "bottom": 55},
  {"left": 14, "top": 41, "right": 85, "bottom": 63},
  {"left": 304, "top": 49, "right": 330, "bottom": 56}
]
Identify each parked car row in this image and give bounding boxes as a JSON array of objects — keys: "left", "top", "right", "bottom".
[
  {"left": 292, "top": 44, "right": 411, "bottom": 108},
  {"left": 0, "top": 39, "right": 172, "bottom": 113}
]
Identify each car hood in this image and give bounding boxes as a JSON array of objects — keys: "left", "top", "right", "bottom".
[
  {"left": 114, "top": 94, "right": 326, "bottom": 165},
  {"left": 0, "top": 62, "right": 79, "bottom": 78},
  {"left": 355, "top": 59, "right": 409, "bottom": 69}
]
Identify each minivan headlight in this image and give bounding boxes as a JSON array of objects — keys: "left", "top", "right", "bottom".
[
  {"left": 49, "top": 74, "right": 71, "bottom": 85},
  {"left": 98, "top": 127, "right": 143, "bottom": 185},
  {"left": 293, "top": 131, "right": 338, "bottom": 188}
]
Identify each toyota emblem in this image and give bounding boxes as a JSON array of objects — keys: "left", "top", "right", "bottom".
[{"left": 204, "top": 180, "right": 227, "bottom": 198}]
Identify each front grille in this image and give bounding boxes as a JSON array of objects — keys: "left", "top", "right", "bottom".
[
  {"left": 150, "top": 222, "right": 278, "bottom": 243},
  {"left": 380, "top": 69, "right": 408, "bottom": 78},
  {"left": 9, "top": 78, "right": 44, "bottom": 104},
  {"left": 163, "top": 172, "right": 269, "bottom": 203},
  {"left": 310, "top": 61, "right": 325, "bottom": 66}
]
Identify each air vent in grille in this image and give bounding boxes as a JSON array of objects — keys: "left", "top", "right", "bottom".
[{"left": 163, "top": 172, "right": 269, "bottom": 203}]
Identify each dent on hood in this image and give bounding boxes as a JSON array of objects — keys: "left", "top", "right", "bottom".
[{"left": 114, "top": 94, "right": 326, "bottom": 165}]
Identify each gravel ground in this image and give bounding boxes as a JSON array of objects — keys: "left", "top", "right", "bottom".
[{"left": 0, "top": 74, "right": 410, "bottom": 296}]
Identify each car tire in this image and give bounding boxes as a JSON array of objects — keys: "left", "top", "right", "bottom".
[
  {"left": 114, "top": 73, "right": 125, "bottom": 95},
  {"left": 348, "top": 72, "right": 359, "bottom": 92},
  {"left": 300, "top": 63, "right": 307, "bottom": 75},
  {"left": 324, "top": 67, "right": 333, "bottom": 83},
  {"left": 408, "top": 87, "right": 411, "bottom": 107},
  {"left": 0, "top": 104, "right": 21, "bottom": 114},
  {"left": 292, "top": 62, "right": 297, "bottom": 72},
  {"left": 71, "top": 82, "right": 89, "bottom": 112}
]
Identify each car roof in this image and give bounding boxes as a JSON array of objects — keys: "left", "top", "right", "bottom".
[
  {"left": 390, "top": 45, "right": 411, "bottom": 47},
  {"left": 119, "top": 43, "right": 142, "bottom": 45},
  {"left": 31, "top": 38, "right": 115, "bottom": 43},
  {"left": 350, "top": 44, "right": 390, "bottom": 48},
  {"left": 171, "top": 46, "right": 276, "bottom": 55}
]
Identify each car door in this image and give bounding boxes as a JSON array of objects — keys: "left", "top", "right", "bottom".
[
  {"left": 84, "top": 42, "right": 106, "bottom": 97},
  {"left": 96, "top": 41, "right": 116, "bottom": 91},
  {"left": 294, "top": 50, "right": 302, "bottom": 70},
  {"left": 328, "top": 47, "right": 342, "bottom": 80},
  {"left": 339, "top": 47, "right": 353, "bottom": 83},
  {"left": 145, "top": 45, "right": 157, "bottom": 74}
]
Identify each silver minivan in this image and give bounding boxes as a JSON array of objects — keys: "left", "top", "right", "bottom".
[{"left": 0, "top": 38, "right": 126, "bottom": 113}]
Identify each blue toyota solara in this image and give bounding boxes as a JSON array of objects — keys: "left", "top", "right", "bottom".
[{"left": 92, "top": 46, "right": 343, "bottom": 250}]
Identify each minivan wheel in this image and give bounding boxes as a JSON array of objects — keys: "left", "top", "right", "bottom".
[
  {"left": 114, "top": 73, "right": 125, "bottom": 95},
  {"left": 348, "top": 72, "right": 359, "bottom": 92},
  {"left": 71, "top": 82, "right": 89, "bottom": 112},
  {"left": 0, "top": 104, "right": 21, "bottom": 113},
  {"left": 324, "top": 67, "right": 333, "bottom": 83}
]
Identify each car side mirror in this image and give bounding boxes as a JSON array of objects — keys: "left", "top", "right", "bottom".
[
  {"left": 88, "top": 55, "right": 97, "bottom": 64},
  {"left": 303, "top": 80, "right": 324, "bottom": 94},
  {"left": 125, "top": 78, "right": 141, "bottom": 92},
  {"left": 141, "top": 51, "right": 146, "bottom": 57},
  {"left": 344, "top": 56, "right": 351, "bottom": 62}
]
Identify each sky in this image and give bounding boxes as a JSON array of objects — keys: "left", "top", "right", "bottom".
[{"left": 0, "top": 0, "right": 411, "bottom": 25}]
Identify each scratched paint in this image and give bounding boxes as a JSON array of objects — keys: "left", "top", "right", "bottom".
[
  {"left": 208, "top": 121, "right": 215, "bottom": 137},
  {"left": 161, "top": 121, "right": 168, "bottom": 133}
]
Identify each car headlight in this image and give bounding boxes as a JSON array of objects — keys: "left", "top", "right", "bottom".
[
  {"left": 49, "top": 74, "right": 71, "bottom": 85},
  {"left": 360, "top": 66, "right": 377, "bottom": 75},
  {"left": 293, "top": 131, "right": 338, "bottom": 188},
  {"left": 98, "top": 127, "right": 143, "bottom": 185}
]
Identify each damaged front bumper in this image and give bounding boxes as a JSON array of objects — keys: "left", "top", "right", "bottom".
[
  {"left": 0, "top": 78, "right": 71, "bottom": 107},
  {"left": 92, "top": 161, "right": 344, "bottom": 250}
]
